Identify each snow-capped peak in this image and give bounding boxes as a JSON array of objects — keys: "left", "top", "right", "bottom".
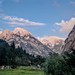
[{"left": 13, "top": 27, "right": 31, "bottom": 36}]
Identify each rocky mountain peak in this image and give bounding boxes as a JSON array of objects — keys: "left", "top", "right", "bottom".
[
  {"left": 13, "top": 27, "right": 31, "bottom": 37},
  {"left": 0, "top": 28, "right": 52, "bottom": 57},
  {"left": 68, "top": 25, "right": 75, "bottom": 36},
  {"left": 1, "top": 30, "right": 12, "bottom": 36},
  {"left": 62, "top": 25, "right": 75, "bottom": 53},
  {"left": 72, "top": 25, "right": 75, "bottom": 31},
  {"left": 38, "top": 36, "right": 64, "bottom": 54},
  {"left": 39, "top": 36, "right": 64, "bottom": 47},
  {"left": 0, "top": 30, "right": 13, "bottom": 40}
]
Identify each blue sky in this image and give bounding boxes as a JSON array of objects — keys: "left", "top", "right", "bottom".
[{"left": 0, "top": 0, "right": 75, "bottom": 38}]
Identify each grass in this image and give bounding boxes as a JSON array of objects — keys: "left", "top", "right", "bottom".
[{"left": 0, "top": 66, "right": 44, "bottom": 75}]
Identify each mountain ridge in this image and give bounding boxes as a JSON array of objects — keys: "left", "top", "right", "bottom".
[
  {"left": 38, "top": 36, "right": 64, "bottom": 54},
  {"left": 62, "top": 25, "right": 75, "bottom": 53},
  {"left": 0, "top": 28, "right": 53, "bottom": 57}
]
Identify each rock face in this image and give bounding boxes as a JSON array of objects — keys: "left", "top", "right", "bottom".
[
  {"left": 38, "top": 36, "right": 64, "bottom": 54},
  {"left": 62, "top": 25, "right": 75, "bottom": 53},
  {"left": 0, "top": 28, "right": 53, "bottom": 57}
]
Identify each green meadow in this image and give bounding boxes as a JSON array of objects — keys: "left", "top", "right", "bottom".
[{"left": 0, "top": 67, "right": 44, "bottom": 75}]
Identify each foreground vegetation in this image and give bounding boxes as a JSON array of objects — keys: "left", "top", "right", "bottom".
[
  {"left": 0, "top": 66, "right": 44, "bottom": 75},
  {"left": 0, "top": 39, "right": 45, "bottom": 68},
  {"left": 44, "top": 49, "right": 75, "bottom": 75},
  {"left": 0, "top": 39, "right": 75, "bottom": 75}
]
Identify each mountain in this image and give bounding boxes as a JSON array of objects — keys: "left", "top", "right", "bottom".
[
  {"left": 38, "top": 36, "right": 64, "bottom": 54},
  {"left": 0, "top": 28, "right": 53, "bottom": 57},
  {"left": 62, "top": 25, "right": 75, "bottom": 53}
]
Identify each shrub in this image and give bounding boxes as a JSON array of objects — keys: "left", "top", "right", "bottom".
[{"left": 44, "top": 54, "right": 71, "bottom": 75}]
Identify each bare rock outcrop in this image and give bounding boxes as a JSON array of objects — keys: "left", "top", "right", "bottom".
[{"left": 62, "top": 25, "right": 75, "bottom": 53}]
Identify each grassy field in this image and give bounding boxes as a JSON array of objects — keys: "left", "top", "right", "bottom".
[{"left": 0, "top": 66, "right": 44, "bottom": 75}]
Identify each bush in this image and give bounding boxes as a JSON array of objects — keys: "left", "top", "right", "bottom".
[{"left": 44, "top": 54, "right": 71, "bottom": 75}]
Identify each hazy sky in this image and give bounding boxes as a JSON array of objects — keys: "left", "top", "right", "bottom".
[{"left": 0, "top": 0, "right": 75, "bottom": 38}]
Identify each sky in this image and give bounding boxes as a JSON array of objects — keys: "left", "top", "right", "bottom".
[{"left": 0, "top": 0, "right": 75, "bottom": 38}]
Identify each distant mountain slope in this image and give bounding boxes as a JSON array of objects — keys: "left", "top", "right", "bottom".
[
  {"left": 38, "top": 36, "right": 64, "bottom": 54},
  {"left": 0, "top": 28, "right": 53, "bottom": 57}
]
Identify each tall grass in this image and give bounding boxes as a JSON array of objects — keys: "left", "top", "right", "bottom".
[{"left": 0, "top": 66, "right": 44, "bottom": 75}]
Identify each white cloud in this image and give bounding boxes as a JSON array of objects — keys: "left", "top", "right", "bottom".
[
  {"left": 2, "top": 16, "right": 46, "bottom": 26},
  {"left": 55, "top": 17, "right": 75, "bottom": 33}
]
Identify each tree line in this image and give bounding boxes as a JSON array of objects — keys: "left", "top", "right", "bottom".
[
  {"left": 1, "top": 39, "right": 75, "bottom": 75},
  {"left": 44, "top": 48, "right": 75, "bottom": 75},
  {"left": 0, "top": 39, "right": 45, "bottom": 69}
]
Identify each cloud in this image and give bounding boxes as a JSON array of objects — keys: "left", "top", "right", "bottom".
[
  {"left": 2, "top": 16, "right": 46, "bottom": 26},
  {"left": 55, "top": 17, "right": 75, "bottom": 33}
]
